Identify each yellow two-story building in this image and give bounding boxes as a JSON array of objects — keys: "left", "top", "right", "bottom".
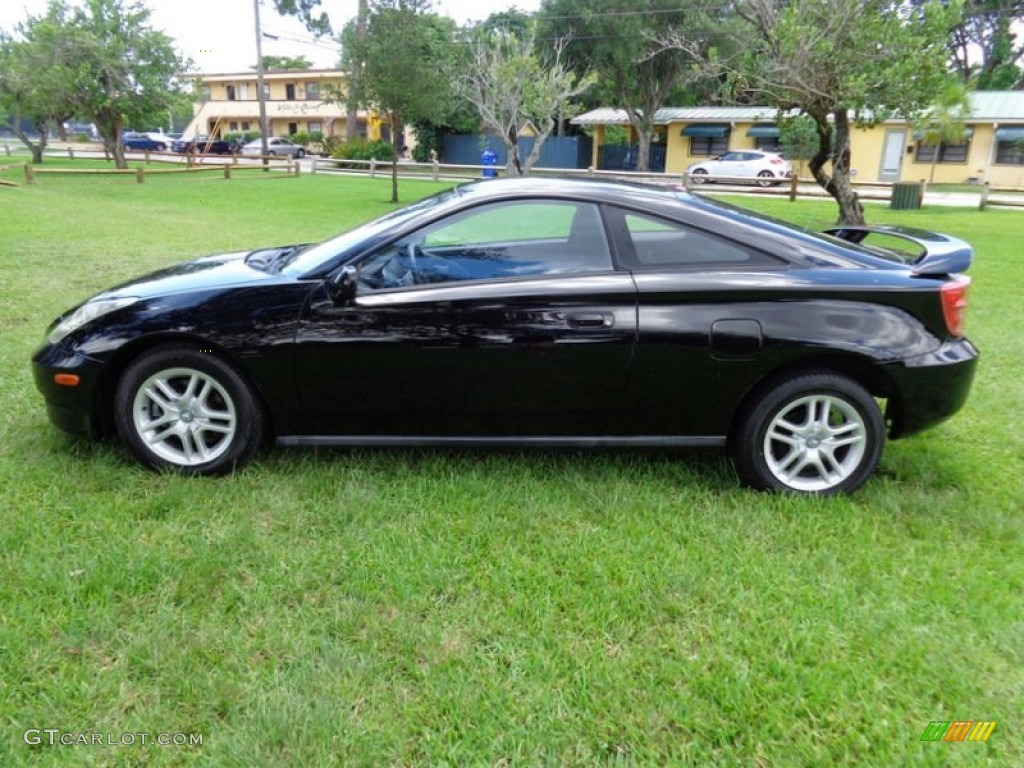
[{"left": 185, "top": 69, "right": 382, "bottom": 141}]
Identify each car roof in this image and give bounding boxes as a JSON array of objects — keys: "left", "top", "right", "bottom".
[{"left": 454, "top": 176, "right": 683, "bottom": 206}]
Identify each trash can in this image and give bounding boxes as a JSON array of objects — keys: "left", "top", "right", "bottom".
[{"left": 891, "top": 181, "right": 923, "bottom": 210}]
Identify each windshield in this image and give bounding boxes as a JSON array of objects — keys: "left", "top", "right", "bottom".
[{"left": 280, "top": 186, "right": 462, "bottom": 276}]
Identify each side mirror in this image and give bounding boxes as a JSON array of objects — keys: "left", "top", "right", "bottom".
[{"left": 328, "top": 264, "right": 358, "bottom": 304}]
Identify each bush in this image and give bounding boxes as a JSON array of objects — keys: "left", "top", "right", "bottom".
[
  {"left": 224, "top": 131, "right": 262, "bottom": 144},
  {"left": 330, "top": 137, "right": 396, "bottom": 162},
  {"left": 289, "top": 131, "right": 324, "bottom": 147}
]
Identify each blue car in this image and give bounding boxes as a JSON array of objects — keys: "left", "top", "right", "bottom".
[{"left": 121, "top": 132, "right": 172, "bottom": 152}]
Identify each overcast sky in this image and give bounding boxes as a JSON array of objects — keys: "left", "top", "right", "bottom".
[{"left": 0, "top": 0, "right": 543, "bottom": 72}]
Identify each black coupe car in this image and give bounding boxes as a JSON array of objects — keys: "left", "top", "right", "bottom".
[
  {"left": 33, "top": 178, "right": 977, "bottom": 494},
  {"left": 171, "top": 135, "right": 240, "bottom": 155}
]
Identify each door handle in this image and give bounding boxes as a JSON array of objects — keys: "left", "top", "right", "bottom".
[{"left": 567, "top": 312, "right": 613, "bottom": 328}]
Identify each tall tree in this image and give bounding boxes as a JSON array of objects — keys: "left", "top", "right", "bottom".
[
  {"left": 912, "top": 81, "right": 972, "bottom": 184},
  {"left": 456, "top": 31, "right": 595, "bottom": 175},
  {"left": 270, "top": 0, "right": 331, "bottom": 36},
  {"left": 53, "top": 0, "right": 186, "bottom": 169},
  {"left": 944, "top": 0, "right": 1024, "bottom": 87},
  {"left": 259, "top": 54, "right": 313, "bottom": 70},
  {"left": 341, "top": 0, "right": 454, "bottom": 202},
  {"left": 666, "top": 0, "right": 961, "bottom": 224},
  {"left": 0, "top": 5, "right": 77, "bottom": 165},
  {"left": 539, "top": 0, "right": 730, "bottom": 172}
]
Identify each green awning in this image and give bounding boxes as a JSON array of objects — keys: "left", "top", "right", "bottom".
[
  {"left": 913, "top": 127, "right": 974, "bottom": 141},
  {"left": 995, "top": 127, "right": 1024, "bottom": 141},
  {"left": 681, "top": 124, "right": 730, "bottom": 138},
  {"left": 746, "top": 124, "right": 780, "bottom": 138}
]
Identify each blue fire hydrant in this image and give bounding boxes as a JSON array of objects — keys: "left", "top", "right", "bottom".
[{"left": 481, "top": 148, "right": 497, "bottom": 178}]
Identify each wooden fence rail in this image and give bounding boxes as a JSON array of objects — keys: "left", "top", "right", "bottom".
[{"left": 23, "top": 159, "right": 298, "bottom": 185}]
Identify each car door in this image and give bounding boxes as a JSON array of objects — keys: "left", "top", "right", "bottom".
[
  {"left": 604, "top": 205, "right": 789, "bottom": 437},
  {"left": 293, "top": 199, "right": 638, "bottom": 437}
]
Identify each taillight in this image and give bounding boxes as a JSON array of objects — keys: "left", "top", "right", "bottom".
[
  {"left": 770, "top": 156, "right": 783, "bottom": 164},
  {"left": 940, "top": 277, "right": 970, "bottom": 337}
]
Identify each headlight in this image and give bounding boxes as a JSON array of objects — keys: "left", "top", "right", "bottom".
[{"left": 47, "top": 297, "right": 140, "bottom": 344}]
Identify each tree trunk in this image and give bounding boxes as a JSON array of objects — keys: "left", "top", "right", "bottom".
[
  {"left": 624, "top": 108, "right": 653, "bottom": 173},
  {"left": 505, "top": 125, "right": 523, "bottom": 176},
  {"left": 97, "top": 114, "right": 128, "bottom": 169},
  {"left": 12, "top": 107, "right": 47, "bottom": 164},
  {"left": 521, "top": 119, "right": 554, "bottom": 174},
  {"left": 808, "top": 108, "right": 865, "bottom": 226}
]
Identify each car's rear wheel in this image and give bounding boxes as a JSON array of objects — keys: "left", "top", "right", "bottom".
[
  {"left": 155, "top": 143, "right": 166, "bottom": 152},
  {"left": 731, "top": 370, "right": 883, "bottom": 494},
  {"left": 114, "top": 346, "right": 264, "bottom": 475},
  {"left": 756, "top": 170, "right": 775, "bottom": 187},
  {"left": 690, "top": 168, "right": 709, "bottom": 184},
  {"left": 296, "top": 148, "right": 306, "bottom": 158}
]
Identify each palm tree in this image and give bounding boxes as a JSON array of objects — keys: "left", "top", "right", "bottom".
[{"left": 914, "top": 82, "right": 972, "bottom": 185}]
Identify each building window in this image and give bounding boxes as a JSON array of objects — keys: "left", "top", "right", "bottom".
[
  {"left": 689, "top": 135, "right": 729, "bottom": 156},
  {"left": 200, "top": 85, "right": 211, "bottom": 102},
  {"left": 305, "top": 82, "right": 320, "bottom": 100},
  {"left": 916, "top": 140, "right": 969, "bottom": 164},
  {"left": 226, "top": 85, "right": 236, "bottom": 101},
  {"left": 286, "top": 83, "right": 296, "bottom": 101},
  {"left": 995, "top": 140, "right": 1024, "bottom": 165},
  {"left": 288, "top": 122, "right": 298, "bottom": 135},
  {"left": 754, "top": 136, "right": 783, "bottom": 152},
  {"left": 229, "top": 122, "right": 238, "bottom": 132},
  {"left": 308, "top": 121, "right": 322, "bottom": 136},
  {"left": 262, "top": 83, "right": 270, "bottom": 100},
  {"left": 241, "top": 122, "right": 251, "bottom": 131}
]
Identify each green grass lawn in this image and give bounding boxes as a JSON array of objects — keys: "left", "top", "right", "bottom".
[{"left": 0, "top": 164, "right": 1021, "bottom": 766}]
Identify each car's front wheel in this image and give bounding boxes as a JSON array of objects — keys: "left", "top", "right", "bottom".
[
  {"left": 731, "top": 370, "right": 884, "bottom": 494},
  {"left": 689, "top": 168, "right": 709, "bottom": 184},
  {"left": 114, "top": 346, "right": 265, "bottom": 475}
]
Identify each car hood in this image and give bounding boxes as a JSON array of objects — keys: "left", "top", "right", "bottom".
[{"left": 93, "top": 248, "right": 298, "bottom": 301}]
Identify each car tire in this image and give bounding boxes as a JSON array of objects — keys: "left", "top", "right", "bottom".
[
  {"left": 730, "top": 370, "right": 884, "bottom": 495},
  {"left": 756, "top": 170, "right": 775, "bottom": 187},
  {"left": 690, "top": 168, "right": 709, "bottom": 184},
  {"left": 155, "top": 143, "right": 166, "bottom": 152},
  {"left": 296, "top": 148, "right": 306, "bottom": 159},
  {"left": 113, "top": 345, "right": 265, "bottom": 475}
]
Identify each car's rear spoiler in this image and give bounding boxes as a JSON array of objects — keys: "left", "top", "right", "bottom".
[{"left": 822, "top": 224, "right": 973, "bottom": 276}]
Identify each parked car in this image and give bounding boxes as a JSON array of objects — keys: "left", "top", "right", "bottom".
[
  {"left": 240, "top": 137, "right": 306, "bottom": 158},
  {"left": 687, "top": 150, "right": 793, "bottom": 186},
  {"left": 172, "top": 135, "right": 240, "bottom": 155},
  {"left": 32, "top": 178, "right": 977, "bottom": 493},
  {"left": 121, "top": 131, "right": 172, "bottom": 152}
]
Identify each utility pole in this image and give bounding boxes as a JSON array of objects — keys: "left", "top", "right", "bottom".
[
  {"left": 346, "top": 0, "right": 368, "bottom": 141},
  {"left": 253, "top": 0, "right": 270, "bottom": 160}
]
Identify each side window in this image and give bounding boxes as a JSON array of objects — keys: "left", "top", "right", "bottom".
[
  {"left": 613, "top": 209, "right": 782, "bottom": 268},
  {"left": 358, "top": 201, "right": 612, "bottom": 291}
]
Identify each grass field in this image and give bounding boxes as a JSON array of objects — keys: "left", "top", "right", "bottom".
[{"left": 0, "top": 163, "right": 1021, "bottom": 766}]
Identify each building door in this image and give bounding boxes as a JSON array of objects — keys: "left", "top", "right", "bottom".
[{"left": 879, "top": 130, "right": 906, "bottom": 181}]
